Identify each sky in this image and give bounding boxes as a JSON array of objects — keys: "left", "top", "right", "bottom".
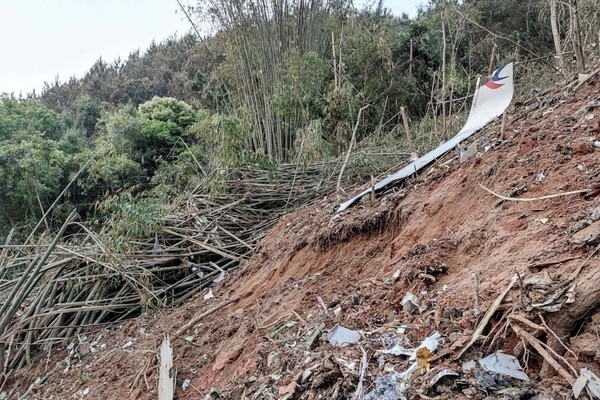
[{"left": 0, "top": 0, "right": 422, "bottom": 96}]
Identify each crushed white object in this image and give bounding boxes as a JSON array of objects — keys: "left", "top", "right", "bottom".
[
  {"left": 376, "top": 344, "right": 413, "bottom": 357},
  {"left": 182, "top": 378, "right": 191, "bottom": 390},
  {"left": 82, "top": 388, "right": 90, "bottom": 396},
  {"left": 462, "top": 360, "right": 476, "bottom": 372},
  {"left": 122, "top": 338, "right": 135, "bottom": 349},
  {"left": 594, "top": 141, "right": 600, "bottom": 148},
  {"left": 401, "top": 292, "right": 420, "bottom": 314},
  {"left": 572, "top": 374, "right": 588, "bottom": 398},
  {"left": 430, "top": 368, "right": 459, "bottom": 386},
  {"left": 328, "top": 325, "right": 360, "bottom": 346},
  {"left": 392, "top": 269, "right": 401, "bottom": 281},
  {"left": 580, "top": 368, "right": 600, "bottom": 398},
  {"left": 479, "top": 351, "right": 529, "bottom": 381},
  {"left": 334, "top": 305, "right": 342, "bottom": 317},
  {"left": 409, "top": 331, "right": 442, "bottom": 361},
  {"left": 204, "top": 288, "right": 214, "bottom": 300},
  {"left": 213, "top": 271, "right": 226, "bottom": 283}
]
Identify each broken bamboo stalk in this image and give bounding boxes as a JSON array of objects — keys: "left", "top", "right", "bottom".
[
  {"left": 455, "top": 274, "right": 517, "bottom": 359},
  {"left": 174, "top": 296, "right": 240, "bottom": 336}
]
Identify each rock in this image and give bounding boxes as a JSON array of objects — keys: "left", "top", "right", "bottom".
[
  {"left": 570, "top": 332, "right": 599, "bottom": 357},
  {"left": 572, "top": 220, "right": 600, "bottom": 245}
]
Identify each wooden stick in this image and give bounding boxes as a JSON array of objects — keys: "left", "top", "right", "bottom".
[
  {"left": 455, "top": 275, "right": 517, "bottom": 359},
  {"left": 510, "top": 323, "right": 575, "bottom": 385},
  {"left": 174, "top": 296, "right": 240, "bottom": 336},
  {"left": 538, "top": 313, "right": 579, "bottom": 362},
  {"left": 337, "top": 105, "right": 370, "bottom": 192},
  {"left": 400, "top": 107, "right": 416, "bottom": 156},
  {"left": 479, "top": 184, "right": 590, "bottom": 202}
]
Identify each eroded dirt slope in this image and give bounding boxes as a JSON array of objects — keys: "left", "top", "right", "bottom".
[{"left": 3, "top": 75, "right": 600, "bottom": 399}]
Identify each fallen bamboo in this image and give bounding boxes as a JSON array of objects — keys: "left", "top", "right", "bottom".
[{"left": 175, "top": 296, "right": 240, "bottom": 336}]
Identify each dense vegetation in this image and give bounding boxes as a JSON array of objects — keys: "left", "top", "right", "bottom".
[{"left": 1, "top": 0, "right": 598, "bottom": 239}]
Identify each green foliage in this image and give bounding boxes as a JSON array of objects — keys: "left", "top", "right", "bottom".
[
  {"left": 273, "top": 50, "right": 330, "bottom": 120},
  {"left": 0, "top": 134, "right": 65, "bottom": 227},
  {"left": 0, "top": 99, "right": 64, "bottom": 140},
  {"left": 97, "top": 192, "right": 168, "bottom": 250}
]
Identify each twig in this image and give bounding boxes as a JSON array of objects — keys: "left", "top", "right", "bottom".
[
  {"left": 529, "top": 256, "right": 581, "bottom": 270},
  {"left": 174, "top": 296, "right": 240, "bottom": 336},
  {"left": 538, "top": 314, "right": 578, "bottom": 360},
  {"left": 455, "top": 274, "right": 517, "bottom": 359},
  {"left": 353, "top": 346, "right": 368, "bottom": 400},
  {"left": 472, "top": 270, "right": 481, "bottom": 315},
  {"left": 510, "top": 323, "right": 575, "bottom": 385},
  {"left": 337, "top": 105, "right": 370, "bottom": 191},
  {"left": 316, "top": 296, "right": 330, "bottom": 316},
  {"left": 479, "top": 184, "right": 590, "bottom": 202}
]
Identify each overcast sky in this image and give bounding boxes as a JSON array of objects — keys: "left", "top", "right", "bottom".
[{"left": 0, "top": 0, "right": 422, "bottom": 96}]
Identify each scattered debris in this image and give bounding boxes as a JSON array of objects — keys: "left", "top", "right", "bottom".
[{"left": 364, "top": 372, "right": 405, "bottom": 400}]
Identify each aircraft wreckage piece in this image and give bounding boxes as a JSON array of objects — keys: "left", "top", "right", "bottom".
[{"left": 337, "top": 63, "right": 514, "bottom": 212}]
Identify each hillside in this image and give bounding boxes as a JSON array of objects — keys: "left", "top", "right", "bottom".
[{"left": 3, "top": 68, "right": 599, "bottom": 399}]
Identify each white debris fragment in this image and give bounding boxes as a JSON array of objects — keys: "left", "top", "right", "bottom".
[
  {"left": 375, "top": 344, "right": 413, "bottom": 357},
  {"left": 328, "top": 325, "right": 360, "bottom": 346},
  {"left": 82, "top": 387, "right": 90, "bottom": 396},
  {"left": 580, "top": 368, "right": 600, "bottom": 398},
  {"left": 401, "top": 292, "right": 420, "bottom": 314},
  {"left": 213, "top": 271, "right": 226, "bottom": 283},
  {"left": 409, "top": 331, "right": 442, "bottom": 361},
  {"left": 479, "top": 351, "right": 529, "bottom": 381},
  {"left": 182, "top": 378, "right": 191, "bottom": 390},
  {"left": 122, "top": 337, "right": 135, "bottom": 349},
  {"left": 203, "top": 288, "right": 214, "bottom": 300},
  {"left": 572, "top": 374, "right": 588, "bottom": 398}
]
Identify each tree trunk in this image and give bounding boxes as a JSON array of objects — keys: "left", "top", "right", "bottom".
[
  {"left": 549, "top": 0, "right": 564, "bottom": 70},
  {"left": 569, "top": 0, "right": 585, "bottom": 73}
]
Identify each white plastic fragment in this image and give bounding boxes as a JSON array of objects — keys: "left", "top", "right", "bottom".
[
  {"left": 462, "top": 360, "right": 476, "bottom": 372},
  {"left": 82, "top": 388, "right": 90, "bottom": 396},
  {"left": 375, "top": 344, "right": 413, "bottom": 357},
  {"left": 430, "top": 368, "right": 459, "bottom": 386},
  {"left": 572, "top": 374, "right": 588, "bottom": 398},
  {"left": 182, "top": 378, "right": 191, "bottom": 390},
  {"left": 122, "top": 338, "right": 135, "bottom": 349},
  {"left": 409, "top": 331, "right": 442, "bottom": 361},
  {"left": 213, "top": 271, "right": 226, "bottom": 283},
  {"left": 580, "top": 368, "right": 600, "bottom": 398},
  {"left": 203, "top": 288, "right": 214, "bottom": 300},
  {"left": 328, "top": 325, "right": 360, "bottom": 346},
  {"left": 401, "top": 292, "right": 420, "bottom": 314},
  {"left": 479, "top": 351, "right": 529, "bottom": 381}
]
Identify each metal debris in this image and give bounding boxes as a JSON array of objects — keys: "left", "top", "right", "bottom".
[
  {"left": 328, "top": 325, "right": 360, "bottom": 346},
  {"left": 479, "top": 351, "right": 529, "bottom": 381}
]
